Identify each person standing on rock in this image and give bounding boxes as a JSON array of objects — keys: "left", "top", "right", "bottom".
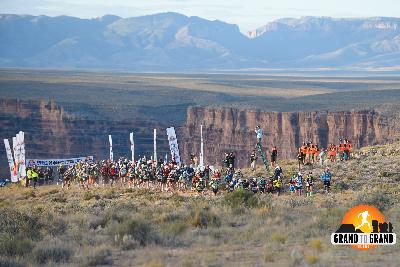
[
  {"left": 255, "top": 125, "right": 263, "bottom": 145},
  {"left": 271, "top": 146, "right": 278, "bottom": 167},
  {"left": 297, "top": 149, "right": 303, "bottom": 171},
  {"left": 319, "top": 149, "right": 326, "bottom": 166},
  {"left": 250, "top": 150, "right": 257, "bottom": 172},
  {"left": 228, "top": 152, "right": 235, "bottom": 171}
]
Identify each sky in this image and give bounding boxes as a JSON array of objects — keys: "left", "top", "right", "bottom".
[{"left": 1, "top": 0, "right": 399, "bottom": 32}]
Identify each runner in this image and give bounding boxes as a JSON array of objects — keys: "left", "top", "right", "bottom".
[
  {"left": 271, "top": 146, "right": 278, "bottom": 167},
  {"left": 320, "top": 167, "right": 332, "bottom": 193}
]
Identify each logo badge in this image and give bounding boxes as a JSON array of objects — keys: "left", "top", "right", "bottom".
[{"left": 331, "top": 205, "right": 396, "bottom": 250}]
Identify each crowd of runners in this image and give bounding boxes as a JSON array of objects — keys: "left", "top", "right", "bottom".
[
  {"left": 13, "top": 127, "right": 352, "bottom": 196},
  {"left": 22, "top": 156, "right": 334, "bottom": 196}
]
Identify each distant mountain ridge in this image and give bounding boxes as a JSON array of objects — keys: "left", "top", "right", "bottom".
[{"left": 1, "top": 13, "right": 400, "bottom": 70}]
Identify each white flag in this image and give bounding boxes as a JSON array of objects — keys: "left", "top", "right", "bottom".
[
  {"left": 12, "top": 136, "right": 19, "bottom": 180},
  {"left": 153, "top": 129, "right": 157, "bottom": 162},
  {"left": 109, "top": 135, "right": 113, "bottom": 162},
  {"left": 18, "top": 131, "right": 26, "bottom": 177},
  {"left": 200, "top": 125, "right": 204, "bottom": 167},
  {"left": 166, "top": 127, "right": 181, "bottom": 164},
  {"left": 4, "top": 139, "right": 18, "bottom": 182},
  {"left": 129, "top": 132, "right": 134, "bottom": 161}
]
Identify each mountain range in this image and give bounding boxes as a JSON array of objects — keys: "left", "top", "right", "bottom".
[{"left": 1, "top": 12, "right": 400, "bottom": 70}]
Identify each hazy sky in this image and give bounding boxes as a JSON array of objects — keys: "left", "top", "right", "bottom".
[{"left": 1, "top": 0, "right": 399, "bottom": 32}]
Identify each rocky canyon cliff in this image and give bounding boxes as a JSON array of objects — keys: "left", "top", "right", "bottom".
[{"left": 1, "top": 99, "right": 400, "bottom": 176}]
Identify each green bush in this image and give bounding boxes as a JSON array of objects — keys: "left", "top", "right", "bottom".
[
  {"left": 333, "top": 181, "right": 349, "bottom": 193},
  {"left": 51, "top": 193, "right": 67, "bottom": 203},
  {"left": 0, "top": 257, "right": 25, "bottom": 267},
  {"left": 102, "top": 189, "right": 118, "bottom": 199},
  {"left": 190, "top": 207, "right": 221, "bottom": 228},
  {"left": 114, "top": 218, "right": 158, "bottom": 246},
  {"left": 354, "top": 190, "right": 393, "bottom": 211},
  {"left": 33, "top": 244, "right": 72, "bottom": 264},
  {"left": 23, "top": 190, "right": 36, "bottom": 199},
  {"left": 0, "top": 209, "right": 41, "bottom": 240},
  {"left": 0, "top": 235, "right": 33, "bottom": 257},
  {"left": 223, "top": 189, "right": 259, "bottom": 209},
  {"left": 162, "top": 221, "right": 187, "bottom": 238},
  {"left": 42, "top": 188, "right": 59, "bottom": 196},
  {"left": 41, "top": 212, "right": 67, "bottom": 237},
  {"left": 80, "top": 247, "right": 113, "bottom": 267},
  {"left": 83, "top": 191, "right": 100, "bottom": 201},
  {"left": 285, "top": 197, "right": 313, "bottom": 208}
]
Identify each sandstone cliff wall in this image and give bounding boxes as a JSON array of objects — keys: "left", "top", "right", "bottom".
[
  {"left": 181, "top": 106, "right": 399, "bottom": 168},
  {"left": 1, "top": 99, "right": 399, "bottom": 177}
]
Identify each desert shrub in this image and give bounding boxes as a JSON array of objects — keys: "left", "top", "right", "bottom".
[
  {"left": 89, "top": 216, "right": 108, "bottom": 230},
  {"left": 83, "top": 191, "right": 100, "bottom": 201},
  {"left": 23, "top": 190, "right": 36, "bottom": 199},
  {"left": 332, "top": 181, "right": 349, "bottom": 193},
  {"left": 124, "top": 188, "right": 134, "bottom": 194},
  {"left": 170, "top": 192, "right": 185, "bottom": 205},
  {"left": 0, "top": 235, "right": 33, "bottom": 257},
  {"left": 354, "top": 190, "right": 393, "bottom": 211},
  {"left": 263, "top": 249, "right": 274, "bottom": 262},
  {"left": 41, "top": 188, "right": 59, "bottom": 196},
  {"left": 190, "top": 207, "right": 220, "bottom": 228},
  {"left": 114, "top": 218, "right": 158, "bottom": 247},
  {"left": 79, "top": 247, "right": 112, "bottom": 267},
  {"left": 154, "top": 211, "right": 182, "bottom": 224},
  {"left": 160, "top": 221, "right": 188, "bottom": 245},
  {"left": 315, "top": 208, "right": 345, "bottom": 234},
  {"left": 258, "top": 193, "right": 273, "bottom": 208},
  {"left": 103, "top": 210, "right": 125, "bottom": 225},
  {"left": 285, "top": 197, "right": 313, "bottom": 208},
  {"left": 223, "top": 189, "right": 259, "bottom": 210},
  {"left": 0, "top": 257, "right": 25, "bottom": 267},
  {"left": 41, "top": 212, "right": 67, "bottom": 237},
  {"left": 141, "top": 259, "right": 166, "bottom": 267},
  {"left": 33, "top": 243, "right": 72, "bottom": 264},
  {"left": 309, "top": 239, "right": 322, "bottom": 251},
  {"left": 290, "top": 249, "right": 304, "bottom": 266},
  {"left": 320, "top": 196, "right": 337, "bottom": 209},
  {"left": 271, "top": 233, "right": 287, "bottom": 244},
  {"left": 102, "top": 189, "right": 118, "bottom": 199},
  {"left": 51, "top": 193, "right": 67, "bottom": 203},
  {"left": 162, "top": 221, "right": 187, "bottom": 237},
  {"left": 305, "top": 254, "right": 319, "bottom": 264},
  {"left": 0, "top": 208, "right": 41, "bottom": 240}
]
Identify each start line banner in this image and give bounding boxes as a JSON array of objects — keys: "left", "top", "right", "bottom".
[{"left": 26, "top": 156, "right": 93, "bottom": 167}]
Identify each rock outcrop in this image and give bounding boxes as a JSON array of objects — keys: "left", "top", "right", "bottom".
[
  {"left": 1, "top": 99, "right": 399, "bottom": 176},
  {"left": 181, "top": 106, "right": 400, "bottom": 167}
]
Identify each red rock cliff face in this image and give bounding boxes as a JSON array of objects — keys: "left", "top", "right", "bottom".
[
  {"left": 1, "top": 99, "right": 399, "bottom": 175},
  {"left": 0, "top": 99, "right": 171, "bottom": 176},
  {"left": 180, "top": 107, "right": 399, "bottom": 168}
]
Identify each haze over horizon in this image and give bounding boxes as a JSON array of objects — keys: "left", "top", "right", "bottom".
[{"left": 1, "top": 0, "right": 399, "bottom": 32}]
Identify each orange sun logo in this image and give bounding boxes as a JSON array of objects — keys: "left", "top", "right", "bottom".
[{"left": 341, "top": 205, "right": 385, "bottom": 250}]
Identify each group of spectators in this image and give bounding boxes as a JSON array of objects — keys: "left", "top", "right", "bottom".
[{"left": 296, "top": 139, "right": 352, "bottom": 170}]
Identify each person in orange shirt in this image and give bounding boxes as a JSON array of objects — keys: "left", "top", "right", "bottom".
[
  {"left": 300, "top": 142, "right": 307, "bottom": 165},
  {"left": 329, "top": 144, "right": 336, "bottom": 162},
  {"left": 305, "top": 143, "right": 312, "bottom": 164},
  {"left": 339, "top": 143, "right": 346, "bottom": 161}
]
